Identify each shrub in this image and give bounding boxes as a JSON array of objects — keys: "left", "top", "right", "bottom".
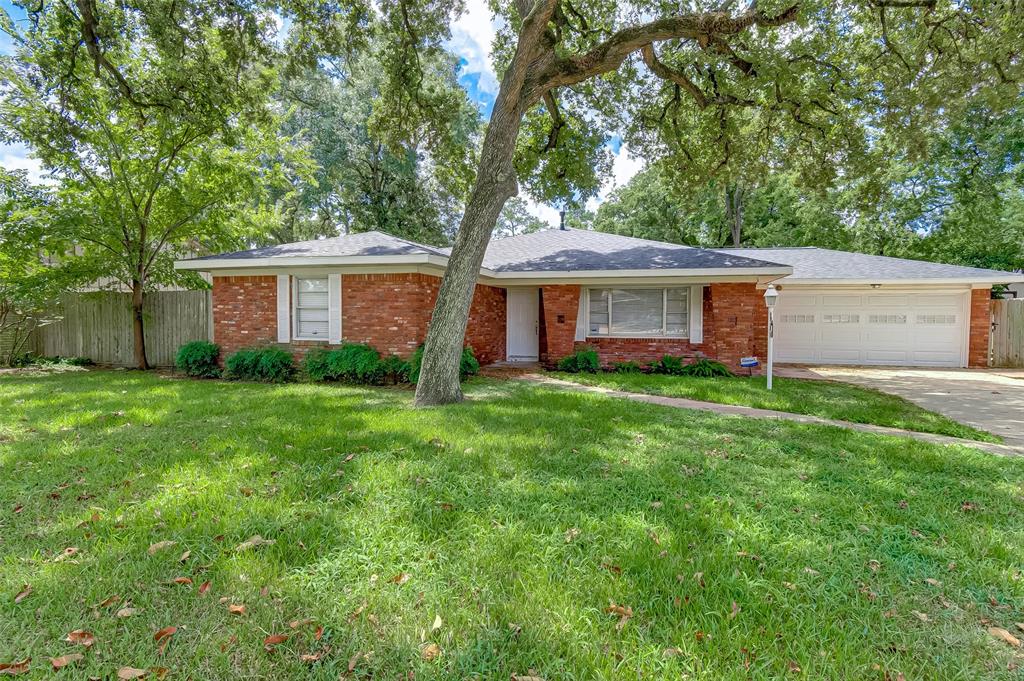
[
  {"left": 408, "top": 345, "right": 480, "bottom": 384},
  {"left": 225, "top": 347, "right": 295, "bottom": 383},
  {"left": 303, "top": 343, "right": 386, "bottom": 384},
  {"left": 380, "top": 355, "right": 411, "bottom": 385},
  {"left": 556, "top": 347, "right": 600, "bottom": 373},
  {"left": 611, "top": 360, "right": 642, "bottom": 374},
  {"left": 651, "top": 354, "right": 685, "bottom": 375},
  {"left": 679, "top": 358, "right": 734, "bottom": 378},
  {"left": 175, "top": 341, "right": 221, "bottom": 378}
]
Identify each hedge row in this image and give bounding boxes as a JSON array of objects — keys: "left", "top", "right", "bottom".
[
  {"left": 556, "top": 347, "right": 733, "bottom": 377},
  {"left": 174, "top": 341, "right": 480, "bottom": 385}
]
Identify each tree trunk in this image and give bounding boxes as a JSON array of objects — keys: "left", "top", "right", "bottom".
[
  {"left": 413, "top": 25, "right": 544, "bottom": 405},
  {"left": 131, "top": 279, "right": 150, "bottom": 370},
  {"left": 726, "top": 184, "right": 745, "bottom": 247}
]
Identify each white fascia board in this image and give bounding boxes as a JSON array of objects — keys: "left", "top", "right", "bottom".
[
  {"left": 772, "top": 276, "right": 1024, "bottom": 287},
  {"left": 174, "top": 254, "right": 448, "bottom": 271}
]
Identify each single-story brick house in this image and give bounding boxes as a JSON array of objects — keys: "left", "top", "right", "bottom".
[{"left": 175, "top": 228, "right": 1024, "bottom": 369}]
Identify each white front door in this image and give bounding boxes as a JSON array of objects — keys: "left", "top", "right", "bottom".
[
  {"left": 774, "top": 288, "right": 969, "bottom": 367},
  {"left": 506, "top": 288, "right": 539, "bottom": 362}
]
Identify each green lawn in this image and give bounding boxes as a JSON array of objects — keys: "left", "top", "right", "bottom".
[
  {"left": 552, "top": 372, "right": 999, "bottom": 443},
  {"left": 1, "top": 370, "right": 1023, "bottom": 679}
]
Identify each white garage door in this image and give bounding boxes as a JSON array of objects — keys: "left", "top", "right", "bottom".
[{"left": 774, "top": 289, "right": 969, "bottom": 367}]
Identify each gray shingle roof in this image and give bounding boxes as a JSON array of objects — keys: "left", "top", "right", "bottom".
[
  {"left": 471, "top": 228, "right": 787, "bottom": 272},
  {"left": 187, "top": 230, "right": 448, "bottom": 261},
  {"left": 713, "top": 247, "right": 1023, "bottom": 282}
]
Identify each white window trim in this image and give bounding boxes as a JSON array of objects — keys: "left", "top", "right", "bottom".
[
  {"left": 292, "top": 275, "right": 331, "bottom": 342},
  {"left": 585, "top": 286, "right": 691, "bottom": 339}
]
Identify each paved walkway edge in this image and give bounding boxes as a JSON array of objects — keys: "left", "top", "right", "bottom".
[{"left": 521, "top": 375, "right": 1023, "bottom": 457}]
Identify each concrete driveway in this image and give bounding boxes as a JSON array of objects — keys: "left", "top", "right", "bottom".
[{"left": 780, "top": 366, "right": 1024, "bottom": 446}]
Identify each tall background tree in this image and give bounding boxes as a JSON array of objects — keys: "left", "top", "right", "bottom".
[{"left": 0, "top": 0, "right": 287, "bottom": 368}]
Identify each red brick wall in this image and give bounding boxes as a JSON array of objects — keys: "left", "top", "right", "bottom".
[
  {"left": 211, "top": 274, "right": 506, "bottom": 365},
  {"left": 559, "top": 283, "right": 765, "bottom": 370},
  {"left": 539, "top": 285, "right": 581, "bottom": 363},
  {"left": 211, "top": 276, "right": 278, "bottom": 356},
  {"left": 968, "top": 287, "right": 992, "bottom": 368}
]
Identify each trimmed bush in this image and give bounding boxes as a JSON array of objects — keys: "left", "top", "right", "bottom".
[
  {"left": 380, "top": 355, "right": 411, "bottom": 385},
  {"left": 679, "top": 358, "right": 734, "bottom": 378},
  {"left": 225, "top": 347, "right": 295, "bottom": 383},
  {"left": 611, "top": 360, "right": 642, "bottom": 374},
  {"left": 303, "top": 343, "right": 386, "bottom": 384},
  {"left": 408, "top": 345, "right": 480, "bottom": 384},
  {"left": 556, "top": 347, "right": 600, "bottom": 373},
  {"left": 175, "top": 341, "right": 221, "bottom": 378}
]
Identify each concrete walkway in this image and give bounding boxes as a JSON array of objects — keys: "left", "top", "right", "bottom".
[
  {"left": 775, "top": 366, "right": 1024, "bottom": 448},
  {"left": 522, "top": 374, "right": 1024, "bottom": 457}
]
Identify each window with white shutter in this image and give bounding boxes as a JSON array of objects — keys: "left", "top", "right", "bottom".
[
  {"left": 293, "top": 277, "right": 329, "bottom": 339},
  {"left": 587, "top": 287, "right": 689, "bottom": 337}
]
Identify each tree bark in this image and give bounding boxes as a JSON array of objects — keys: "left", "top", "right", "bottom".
[
  {"left": 726, "top": 184, "right": 744, "bottom": 247},
  {"left": 131, "top": 279, "right": 150, "bottom": 370},
  {"left": 412, "top": 2, "right": 554, "bottom": 406}
]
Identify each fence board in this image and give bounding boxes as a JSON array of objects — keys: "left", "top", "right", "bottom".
[
  {"left": 991, "top": 299, "right": 1024, "bottom": 368},
  {"left": 31, "top": 291, "right": 211, "bottom": 368}
]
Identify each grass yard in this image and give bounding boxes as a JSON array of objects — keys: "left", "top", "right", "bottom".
[
  {"left": 1, "top": 370, "right": 1023, "bottom": 679},
  {"left": 552, "top": 372, "right": 999, "bottom": 443}
]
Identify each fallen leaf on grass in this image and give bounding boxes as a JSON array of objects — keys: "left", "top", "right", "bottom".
[
  {"left": 421, "top": 643, "right": 441, "bottom": 661},
  {"left": 347, "top": 651, "right": 364, "bottom": 672},
  {"left": 314, "top": 626, "right": 324, "bottom": 641},
  {"left": 988, "top": 627, "right": 1021, "bottom": 648},
  {"left": 50, "top": 653, "right": 83, "bottom": 670},
  {"left": 788, "top": 660, "right": 802, "bottom": 673},
  {"left": 803, "top": 567, "right": 820, "bottom": 576},
  {"left": 95, "top": 595, "right": 121, "bottom": 609},
  {"left": 289, "top": 618, "right": 314, "bottom": 629},
  {"left": 604, "top": 603, "right": 633, "bottom": 631},
  {"left": 154, "top": 627, "right": 177, "bottom": 655},
  {"left": 178, "top": 551, "right": 190, "bottom": 563},
  {"left": 148, "top": 541, "right": 176, "bottom": 556},
  {"left": 228, "top": 604, "right": 246, "bottom": 615},
  {"left": 390, "top": 572, "right": 410, "bottom": 585},
  {"left": 13, "top": 585, "right": 31, "bottom": 604},
  {"left": 511, "top": 675, "right": 545, "bottom": 681},
  {"left": 117, "top": 667, "right": 148, "bottom": 680},
  {"left": 663, "top": 647, "right": 683, "bottom": 657},
  {"left": 235, "top": 535, "right": 275, "bottom": 552},
  {"left": 198, "top": 581, "right": 211, "bottom": 595},
  {"left": 912, "top": 611, "right": 930, "bottom": 623},
  {"left": 65, "top": 630, "right": 95, "bottom": 647},
  {"left": 116, "top": 608, "right": 139, "bottom": 618},
  {"left": 299, "top": 652, "right": 324, "bottom": 663},
  {"left": 1016, "top": 622, "right": 1024, "bottom": 633},
  {"left": 263, "top": 634, "right": 288, "bottom": 652},
  {"left": 0, "top": 658, "right": 30, "bottom": 675},
  {"left": 924, "top": 578, "right": 943, "bottom": 587},
  {"left": 53, "top": 547, "right": 79, "bottom": 562},
  {"left": 431, "top": 614, "right": 442, "bottom": 632},
  {"left": 170, "top": 577, "right": 192, "bottom": 586}
]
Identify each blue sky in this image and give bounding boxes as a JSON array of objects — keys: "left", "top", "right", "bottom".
[{"left": 0, "top": 0, "right": 641, "bottom": 221}]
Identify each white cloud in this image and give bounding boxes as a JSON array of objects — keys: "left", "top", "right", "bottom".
[
  {"left": 448, "top": 0, "right": 499, "bottom": 96},
  {"left": 0, "top": 143, "right": 46, "bottom": 184},
  {"left": 523, "top": 197, "right": 561, "bottom": 227}
]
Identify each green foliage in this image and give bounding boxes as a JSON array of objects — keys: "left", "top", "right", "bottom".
[
  {"left": 380, "top": 355, "right": 412, "bottom": 385},
  {"left": 12, "top": 354, "right": 95, "bottom": 368},
  {"left": 610, "top": 360, "right": 642, "bottom": 374},
  {"left": 556, "top": 348, "right": 600, "bottom": 373},
  {"left": 303, "top": 344, "right": 385, "bottom": 384},
  {"left": 408, "top": 345, "right": 479, "bottom": 384},
  {"left": 650, "top": 355, "right": 685, "bottom": 376},
  {"left": 225, "top": 348, "right": 295, "bottom": 383},
  {"left": 175, "top": 341, "right": 221, "bottom": 378},
  {"left": 679, "top": 359, "right": 734, "bottom": 378}
]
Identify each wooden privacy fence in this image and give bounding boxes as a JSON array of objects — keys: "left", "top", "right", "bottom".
[
  {"left": 31, "top": 290, "right": 211, "bottom": 368},
  {"left": 991, "top": 299, "right": 1024, "bottom": 368}
]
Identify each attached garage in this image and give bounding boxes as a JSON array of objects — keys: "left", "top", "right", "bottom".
[
  {"left": 773, "top": 288, "right": 969, "bottom": 367},
  {"left": 714, "top": 246, "right": 1024, "bottom": 369}
]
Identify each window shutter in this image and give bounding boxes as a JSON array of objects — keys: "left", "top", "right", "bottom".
[
  {"left": 328, "top": 273, "right": 342, "bottom": 344},
  {"left": 689, "top": 285, "right": 703, "bottom": 344},
  {"left": 574, "top": 289, "right": 587, "bottom": 341},
  {"left": 276, "top": 275, "right": 290, "bottom": 343}
]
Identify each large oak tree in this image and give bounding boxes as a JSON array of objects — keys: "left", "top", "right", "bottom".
[{"left": 403, "top": 0, "right": 1021, "bottom": 405}]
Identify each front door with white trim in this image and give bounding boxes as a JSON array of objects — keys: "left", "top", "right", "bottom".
[{"left": 506, "top": 288, "right": 539, "bottom": 362}]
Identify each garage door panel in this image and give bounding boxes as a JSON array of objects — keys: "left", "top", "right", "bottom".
[{"left": 774, "top": 289, "right": 967, "bottom": 368}]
